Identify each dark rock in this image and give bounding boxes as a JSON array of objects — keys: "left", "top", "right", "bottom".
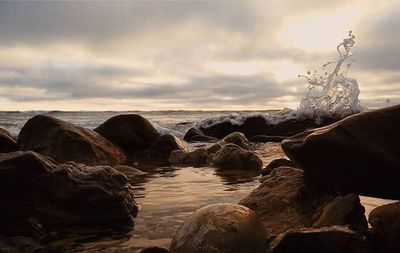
[
  {"left": 0, "top": 151, "right": 138, "bottom": 237},
  {"left": 18, "top": 115, "right": 126, "bottom": 166},
  {"left": 113, "top": 165, "right": 147, "bottom": 180},
  {"left": 368, "top": 201, "right": 400, "bottom": 253},
  {"left": 0, "top": 127, "right": 18, "bottom": 153},
  {"left": 260, "top": 158, "right": 295, "bottom": 176},
  {"left": 221, "top": 132, "right": 250, "bottom": 149},
  {"left": 270, "top": 226, "right": 367, "bottom": 253},
  {"left": 170, "top": 203, "right": 268, "bottom": 253},
  {"left": 169, "top": 148, "right": 209, "bottom": 166},
  {"left": 251, "top": 135, "right": 285, "bottom": 143},
  {"left": 189, "top": 134, "right": 218, "bottom": 142},
  {"left": 95, "top": 114, "right": 160, "bottom": 151},
  {"left": 183, "top": 127, "right": 217, "bottom": 142},
  {"left": 282, "top": 105, "right": 400, "bottom": 199},
  {"left": 147, "top": 134, "right": 188, "bottom": 163},
  {"left": 212, "top": 144, "right": 263, "bottom": 170},
  {"left": 140, "top": 247, "right": 170, "bottom": 253},
  {"left": 239, "top": 167, "right": 367, "bottom": 235}
]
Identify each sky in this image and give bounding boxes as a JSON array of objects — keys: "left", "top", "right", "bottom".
[{"left": 0, "top": 0, "right": 399, "bottom": 111}]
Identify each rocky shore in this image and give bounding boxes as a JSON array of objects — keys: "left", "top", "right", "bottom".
[{"left": 0, "top": 105, "right": 399, "bottom": 252}]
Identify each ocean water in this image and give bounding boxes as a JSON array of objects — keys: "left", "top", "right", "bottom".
[{"left": 0, "top": 111, "right": 395, "bottom": 252}]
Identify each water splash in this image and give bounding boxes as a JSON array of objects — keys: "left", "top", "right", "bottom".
[{"left": 298, "top": 31, "right": 363, "bottom": 120}]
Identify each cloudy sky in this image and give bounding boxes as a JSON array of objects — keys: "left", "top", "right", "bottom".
[{"left": 0, "top": 0, "right": 399, "bottom": 111}]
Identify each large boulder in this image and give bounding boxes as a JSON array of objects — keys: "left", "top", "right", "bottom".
[
  {"left": 212, "top": 144, "right": 263, "bottom": 170},
  {"left": 221, "top": 132, "right": 250, "bottom": 150},
  {"left": 239, "top": 167, "right": 367, "bottom": 235},
  {"left": 0, "top": 151, "right": 138, "bottom": 238},
  {"left": 270, "top": 226, "right": 367, "bottom": 253},
  {"left": 0, "top": 127, "right": 18, "bottom": 153},
  {"left": 368, "top": 201, "right": 400, "bottom": 253},
  {"left": 95, "top": 114, "right": 160, "bottom": 151},
  {"left": 282, "top": 105, "right": 400, "bottom": 199},
  {"left": 18, "top": 115, "right": 126, "bottom": 166},
  {"left": 170, "top": 203, "right": 268, "bottom": 253}
]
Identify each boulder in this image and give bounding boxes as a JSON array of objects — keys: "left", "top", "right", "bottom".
[
  {"left": 0, "top": 127, "right": 18, "bottom": 153},
  {"left": 282, "top": 105, "right": 400, "bottom": 199},
  {"left": 221, "top": 132, "right": 250, "bottom": 150},
  {"left": 183, "top": 127, "right": 217, "bottom": 142},
  {"left": 170, "top": 203, "right": 268, "bottom": 253},
  {"left": 250, "top": 135, "right": 285, "bottom": 143},
  {"left": 270, "top": 226, "right": 367, "bottom": 253},
  {"left": 147, "top": 134, "right": 188, "bottom": 162},
  {"left": 140, "top": 247, "right": 170, "bottom": 253},
  {"left": 0, "top": 151, "right": 138, "bottom": 237},
  {"left": 239, "top": 167, "right": 367, "bottom": 235},
  {"left": 18, "top": 115, "right": 125, "bottom": 166},
  {"left": 368, "top": 201, "right": 400, "bottom": 252},
  {"left": 212, "top": 144, "right": 263, "bottom": 170},
  {"left": 260, "top": 158, "right": 295, "bottom": 176},
  {"left": 169, "top": 148, "right": 209, "bottom": 166},
  {"left": 95, "top": 114, "right": 160, "bottom": 151}
]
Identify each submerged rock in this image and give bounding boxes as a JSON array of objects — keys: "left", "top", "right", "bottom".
[
  {"left": 212, "top": 144, "right": 263, "bottom": 170},
  {"left": 95, "top": 114, "right": 160, "bottom": 151},
  {"left": 169, "top": 148, "right": 209, "bottom": 166},
  {"left": 0, "top": 151, "right": 138, "bottom": 238},
  {"left": 282, "top": 105, "right": 400, "bottom": 199},
  {"left": 18, "top": 114, "right": 126, "bottom": 166},
  {"left": 0, "top": 127, "right": 18, "bottom": 153},
  {"left": 113, "top": 165, "right": 147, "bottom": 180},
  {"left": 270, "top": 226, "right": 367, "bottom": 253},
  {"left": 170, "top": 203, "right": 268, "bottom": 253},
  {"left": 260, "top": 158, "right": 295, "bottom": 176},
  {"left": 368, "top": 201, "right": 400, "bottom": 253},
  {"left": 240, "top": 167, "right": 367, "bottom": 235}
]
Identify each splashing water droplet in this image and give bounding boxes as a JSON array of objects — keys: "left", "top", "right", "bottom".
[{"left": 298, "top": 32, "right": 363, "bottom": 119}]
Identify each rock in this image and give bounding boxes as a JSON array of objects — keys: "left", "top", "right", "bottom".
[
  {"left": 169, "top": 148, "right": 209, "bottom": 166},
  {"left": 212, "top": 144, "right": 263, "bottom": 170},
  {"left": 140, "top": 247, "right": 170, "bottom": 253},
  {"left": 147, "top": 134, "right": 188, "bottom": 163},
  {"left": 282, "top": 105, "right": 400, "bottom": 199},
  {"left": 0, "top": 151, "right": 138, "bottom": 238},
  {"left": 270, "top": 226, "right": 367, "bottom": 253},
  {"left": 260, "top": 158, "right": 295, "bottom": 176},
  {"left": 221, "top": 132, "right": 250, "bottom": 149},
  {"left": 239, "top": 167, "right": 367, "bottom": 235},
  {"left": 190, "top": 135, "right": 218, "bottom": 142},
  {"left": 251, "top": 135, "right": 285, "bottom": 143},
  {"left": 0, "top": 127, "right": 18, "bottom": 153},
  {"left": 183, "top": 127, "right": 218, "bottom": 143},
  {"left": 170, "top": 203, "right": 268, "bottom": 253},
  {"left": 18, "top": 115, "right": 126, "bottom": 166},
  {"left": 113, "top": 165, "right": 147, "bottom": 180},
  {"left": 95, "top": 114, "right": 160, "bottom": 151},
  {"left": 368, "top": 201, "right": 400, "bottom": 252}
]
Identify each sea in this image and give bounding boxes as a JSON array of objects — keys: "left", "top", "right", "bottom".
[{"left": 0, "top": 110, "right": 395, "bottom": 252}]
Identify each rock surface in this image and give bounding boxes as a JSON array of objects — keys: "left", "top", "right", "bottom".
[
  {"left": 0, "top": 151, "right": 138, "bottom": 238},
  {"left": 18, "top": 114, "right": 126, "bottom": 166},
  {"left": 183, "top": 127, "right": 217, "bottom": 142},
  {"left": 240, "top": 167, "right": 367, "bottom": 235},
  {"left": 220, "top": 132, "right": 250, "bottom": 150},
  {"left": 250, "top": 135, "right": 285, "bottom": 143},
  {"left": 270, "top": 226, "right": 367, "bottom": 253},
  {"left": 260, "top": 158, "right": 295, "bottom": 176},
  {"left": 369, "top": 201, "right": 400, "bottom": 253},
  {"left": 282, "top": 105, "right": 400, "bottom": 199},
  {"left": 95, "top": 114, "right": 160, "bottom": 151},
  {"left": 170, "top": 203, "right": 268, "bottom": 253},
  {"left": 147, "top": 134, "right": 188, "bottom": 164},
  {"left": 0, "top": 127, "right": 18, "bottom": 153},
  {"left": 212, "top": 144, "right": 263, "bottom": 170},
  {"left": 169, "top": 148, "right": 209, "bottom": 166}
]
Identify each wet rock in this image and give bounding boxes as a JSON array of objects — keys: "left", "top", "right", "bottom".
[
  {"left": 170, "top": 203, "right": 268, "bottom": 253},
  {"left": 0, "top": 151, "right": 138, "bottom": 238},
  {"left": 260, "top": 158, "right": 295, "bottom": 176},
  {"left": 183, "top": 127, "right": 217, "bottom": 142},
  {"left": 18, "top": 114, "right": 126, "bottom": 166},
  {"left": 169, "top": 148, "right": 209, "bottom": 166},
  {"left": 221, "top": 132, "right": 250, "bottom": 150},
  {"left": 368, "top": 201, "right": 400, "bottom": 252},
  {"left": 240, "top": 167, "right": 367, "bottom": 235},
  {"left": 147, "top": 134, "right": 188, "bottom": 163},
  {"left": 270, "top": 226, "right": 367, "bottom": 253},
  {"left": 140, "top": 247, "right": 170, "bottom": 253},
  {"left": 95, "top": 114, "right": 160, "bottom": 151},
  {"left": 113, "top": 165, "right": 147, "bottom": 180},
  {"left": 0, "top": 127, "right": 18, "bottom": 153},
  {"left": 282, "top": 105, "right": 400, "bottom": 199},
  {"left": 251, "top": 135, "right": 285, "bottom": 143},
  {"left": 212, "top": 144, "right": 263, "bottom": 170}
]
